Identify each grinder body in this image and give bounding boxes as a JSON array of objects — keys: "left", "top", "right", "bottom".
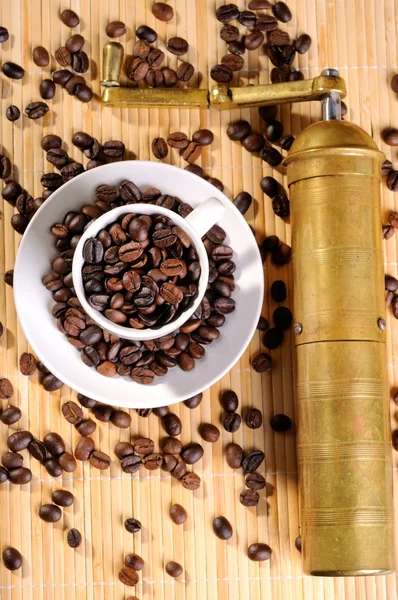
[{"left": 285, "top": 120, "right": 394, "bottom": 575}]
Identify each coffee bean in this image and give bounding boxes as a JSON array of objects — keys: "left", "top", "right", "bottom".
[
  {"left": 295, "top": 536, "right": 301, "bottom": 552},
  {"left": 383, "top": 129, "right": 398, "bottom": 146},
  {"left": 25, "top": 101, "right": 49, "bottom": 119},
  {"left": 272, "top": 1, "right": 292, "bottom": 22},
  {"left": 7, "top": 431, "right": 32, "bottom": 452},
  {"left": 6, "top": 105, "right": 20, "bottom": 122},
  {"left": 221, "top": 53, "right": 244, "bottom": 71},
  {"left": 152, "top": 2, "right": 174, "bottom": 20},
  {"left": 167, "top": 132, "right": 189, "bottom": 150},
  {"left": 19, "top": 352, "right": 37, "bottom": 375},
  {"left": 4, "top": 270, "right": 14, "bottom": 287},
  {"left": 75, "top": 437, "right": 95, "bottom": 461},
  {"left": 270, "top": 413, "right": 292, "bottom": 432},
  {"left": 294, "top": 33, "right": 312, "bottom": 54},
  {"left": 248, "top": 0, "right": 272, "bottom": 8},
  {"left": 65, "top": 34, "right": 85, "bottom": 53},
  {"left": 0, "top": 156, "right": 11, "bottom": 180},
  {"left": 213, "top": 516, "right": 233, "bottom": 540},
  {"left": 223, "top": 412, "right": 241, "bottom": 432},
  {"left": 2, "top": 62, "right": 24, "bottom": 79},
  {"left": 121, "top": 454, "right": 143, "bottom": 473},
  {"left": 152, "top": 137, "right": 168, "bottom": 159},
  {"left": 387, "top": 170, "right": 398, "bottom": 191},
  {"left": 120, "top": 179, "right": 142, "bottom": 202},
  {"left": 233, "top": 191, "right": 252, "bottom": 214},
  {"left": 93, "top": 404, "right": 113, "bottom": 422},
  {"left": 111, "top": 410, "right": 131, "bottom": 428},
  {"left": 39, "top": 503, "right": 62, "bottom": 522},
  {"left": 55, "top": 46, "right": 72, "bottom": 67},
  {"left": 43, "top": 432, "right": 65, "bottom": 457},
  {"left": 272, "top": 194, "right": 290, "bottom": 218},
  {"left": 28, "top": 439, "right": 48, "bottom": 462},
  {"left": 77, "top": 393, "right": 98, "bottom": 409},
  {"left": 269, "top": 28, "right": 290, "bottom": 46},
  {"left": 52, "top": 489, "right": 74, "bottom": 507},
  {"left": 220, "top": 24, "right": 239, "bottom": 42},
  {"left": 240, "top": 489, "right": 260, "bottom": 506},
  {"left": 273, "top": 306, "right": 292, "bottom": 329},
  {"left": 52, "top": 69, "right": 73, "bottom": 86},
  {"left": 67, "top": 528, "right": 82, "bottom": 548},
  {"left": 242, "top": 450, "right": 265, "bottom": 473},
  {"left": 144, "top": 453, "right": 163, "bottom": 470},
  {"left": 136, "top": 25, "right": 157, "bottom": 42},
  {"left": 180, "top": 443, "right": 204, "bottom": 464},
  {"left": 200, "top": 423, "right": 220, "bottom": 443},
  {"left": 252, "top": 352, "right": 272, "bottom": 373},
  {"left": 248, "top": 543, "right": 272, "bottom": 561},
  {"left": 42, "top": 373, "right": 64, "bottom": 391},
  {"left": 272, "top": 242, "right": 291, "bottom": 265},
  {"left": 72, "top": 131, "right": 93, "bottom": 149},
  {"left": 167, "top": 36, "right": 188, "bottom": 56},
  {"left": 2, "top": 547, "right": 22, "bottom": 571},
  {"left": 181, "top": 141, "right": 202, "bottom": 163},
  {"left": 242, "top": 133, "right": 265, "bottom": 153},
  {"left": 153, "top": 406, "right": 170, "bottom": 417},
  {"left": 239, "top": 10, "right": 256, "bottom": 26},
  {"left": 0, "top": 467, "right": 9, "bottom": 483},
  {"left": 263, "top": 326, "right": 283, "bottom": 349},
  {"left": 163, "top": 66, "right": 178, "bottom": 86},
  {"left": 114, "top": 442, "right": 134, "bottom": 460},
  {"left": 181, "top": 472, "right": 201, "bottom": 490},
  {"left": 65, "top": 74, "right": 86, "bottom": 95},
  {"left": 9, "top": 467, "right": 32, "bottom": 484},
  {"left": 386, "top": 274, "right": 398, "bottom": 292},
  {"left": 106, "top": 20, "right": 126, "bottom": 37},
  {"left": 90, "top": 450, "right": 111, "bottom": 469},
  {"left": 61, "top": 401, "right": 83, "bottom": 425},
  {"left": 162, "top": 413, "right": 182, "bottom": 436},
  {"left": 383, "top": 225, "right": 395, "bottom": 240},
  {"left": 244, "top": 30, "right": 265, "bottom": 50},
  {"left": 1, "top": 405, "right": 21, "bottom": 425},
  {"left": 125, "top": 553, "right": 144, "bottom": 570},
  {"left": 165, "top": 561, "right": 183, "bottom": 578},
  {"left": 61, "top": 162, "right": 84, "bottom": 180},
  {"left": 192, "top": 129, "right": 214, "bottom": 146},
  {"left": 260, "top": 146, "right": 283, "bottom": 166},
  {"left": 125, "top": 518, "right": 141, "bottom": 534},
  {"left": 42, "top": 134, "right": 62, "bottom": 151},
  {"left": 134, "top": 437, "right": 155, "bottom": 455},
  {"left": 183, "top": 393, "right": 202, "bottom": 408},
  {"left": 72, "top": 50, "right": 89, "bottom": 73},
  {"left": 245, "top": 408, "right": 263, "bottom": 429},
  {"left": 0, "top": 26, "right": 9, "bottom": 43},
  {"left": 171, "top": 459, "right": 187, "bottom": 479},
  {"left": 246, "top": 473, "right": 266, "bottom": 490},
  {"left": 119, "top": 567, "right": 139, "bottom": 586},
  {"left": 10, "top": 214, "right": 28, "bottom": 234},
  {"left": 210, "top": 64, "right": 233, "bottom": 83},
  {"left": 227, "top": 120, "right": 252, "bottom": 141},
  {"left": 265, "top": 120, "right": 284, "bottom": 143},
  {"left": 220, "top": 390, "right": 238, "bottom": 413},
  {"left": 3, "top": 181, "right": 22, "bottom": 204},
  {"left": 280, "top": 135, "right": 295, "bottom": 150},
  {"left": 33, "top": 47, "right": 50, "bottom": 69},
  {"left": 148, "top": 47, "right": 165, "bottom": 68},
  {"left": 47, "top": 148, "right": 69, "bottom": 167},
  {"left": 216, "top": 4, "right": 239, "bottom": 22},
  {"left": 61, "top": 9, "right": 80, "bottom": 27},
  {"left": 2, "top": 451, "right": 23, "bottom": 470}
]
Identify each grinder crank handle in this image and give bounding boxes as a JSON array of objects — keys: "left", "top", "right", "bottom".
[{"left": 100, "top": 42, "right": 347, "bottom": 110}]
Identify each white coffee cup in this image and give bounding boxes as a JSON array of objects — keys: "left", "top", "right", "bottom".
[{"left": 72, "top": 197, "right": 225, "bottom": 341}]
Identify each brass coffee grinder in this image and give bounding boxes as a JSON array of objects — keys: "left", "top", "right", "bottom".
[{"left": 101, "top": 42, "right": 395, "bottom": 576}]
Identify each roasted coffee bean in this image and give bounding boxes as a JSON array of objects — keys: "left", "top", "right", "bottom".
[
  {"left": 272, "top": 1, "right": 292, "bottom": 22},
  {"left": 392, "top": 75, "right": 398, "bottom": 93},
  {"left": 62, "top": 401, "right": 83, "bottom": 425},
  {"left": 77, "top": 393, "right": 98, "bottom": 409},
  {"left": 260, "top": 146, "right": 283, "bottom": 166},
  {"left": 167, "top": 36, "right": 188, "bottom": 56},
  {"left": 42, "top": 134, "right": 62, "bottom": 151},
  {"left": 67, "top": 528, "right": 82, "bottom": 548},
  {"left": 210, "top": 64, "right": 233, "bottom": 83},
  {"left": 261, "top": 177, "right": 279, "bottom": 198},
  {"left": 106, "top": 20, "right": 126, "bottom": 37},
  {"left": 125, "top": 518, "right": 142, "bottom": 534},
  {"left": 165, "top": 561, "right": 183, "bottom": 578},
  {"left": 39, "top": 504, "right": 62, "bottom": 522},
  {"left": 259, "top": 106, "right": 279, "bottom": 124},
  {"left": 242, "top": 450, "right": 265, "bottom": 473},
  {"left": 252, "top": 353, "right": 272, "bottom": 373},
  {"left": 0, "top": 156, "right": 11, "bottom": 180},
  {"left": 180, "top": 443, "right": 203, "bottom": 464},
  {"left": 169, "top": 503, "right": 187, "bottom": 525},
  {"left": 72, "top": 50, "right": 89, "bottom": 73},
  {"left": 125, "top": 553, "right": 144, "bottom": 570},
  {"left": 216, "top": 3, "right": 239, "bottom": 22},
  {"left": 386, "top": 274, "right": 398, "bottom": 291},
  {"left": 7, "top": 431, "right": 33, "bottom": 452},
  {"left": 25, "top": 101, "right": 49, "bottom": 119},
  {"left": 4, "top": 270, "right": 14, "bottom": 287},
  {"left": 272, "top": 242, "right": 291, "bottom": 265},
  {"left": 146, "top": 69, "right": 164, "bottom": 87},
  {"left": 57, "top": 454, "right": 75, "bottom": 475},
  {"left": 65, "top": 74, "right": 86, "bottom": 95},
  {"left": 246, "top": 473, "right": 266, "bottom": 490},
  {"left": 2, "top": 451, "right": 23, "bottom": 470},
  {"left": 162, "top": 437, "right": 182, "bottom": 455},
  {"left": 162, "top": 413, "right": 182, "bottom": 436},
  {"left": 136, "top": 25, "right": 157, "bottom": 42},
  {"left": 244, "top": 30, "right": 265, "bottom": 50},
  {"left": 152, "top": 137, "right": 168, "bottom": 159},
  {"left": 121, "top": 454, "right": 143, "bottom": 473},
  {"left": 213, "top": 516, "right": 233, "bottom": 540},
  {"left": 0, "top": 467, "right": 9, "bottom": 483},
  {"left": 239, "top": 10, "right": 256, "bottom": 26},
  {"left": 1, "top": 405, "right": 21, "bottom": 425},
  {"left": 2, "top": 547, "right": 22, "bottom": 571},
  {"left": 153, "top": 406, "right": 169, "bottom": 417},
  {"left": 0, "top": 26, "right": 9, "bottom": 43},
  {"left": 269, "top": 28, "right": 290, "bottom": 46},
  {"left": 272, "top": 194, "right": 290, "bottom": 218},
  {"left": 183, "top": 393, "right": 202, "bottom": 408},
  {"left": 248, "top": 543, "right": 272, "bottom": 561},
  {"left": 280, "top": 134, "right": 295, "bottom": 150},
  {"left": 242, "top": 133, "right": 265, "bottom": 153},
  {"left": 295, "top": 536, "right": 302, "bottom": 552},
  {"left": 383, "top": 224, "right": 395, "bottom": 240},
  {"left": 220, "top": 24, "right": 239, "bottom": 42},
  {"left": 19, "top": 352, "right": 37, "bottom": 375},
  {"left": 72, "top": 131, "right": 93, "bottom": 149},
  {"left": 55, "top": 46, "right": 72, "bottom": 67},
  {"left": 134, "top": 437, "right": 155, "bottom": 455},
  {"left": 52, "top": 489, "right": 74, "bottom": 507},
  {"left": 160, "top": 454, "right": 176, "bottom": 472},
  {"left": 181, "top": 141, "right": 202, "bottom": 163},
  {"left": 61, "top": 162, "right": 84, "bottom": 180},
  {"left": 2, "top": 62, "right": 24, "bottom": 79},
  {"left": 383, "top": 129, "right": 398, "bottom": 146},
  {"left": 221, "top": 53, "right": 244, "bottom": 71},
  {"left": 61, "top": 8, "right": 80, "bottom": 27},
  {"left": 227, "top": 40, "right": 245, "bottom": 55},
  {"left": 382, "top": 159, "right": 393, "bottom": 177},
  {"left": 6, "top": 105, "right": 20, "bottom": 122},
  {"left": 66, "top": 34, "right": 85, "bottom": 53},
  {"left": 119, "top": 567, "right": 139, "bottom": 587},
  {"left": 115, "top": 442, "right": 134, "bottom": 460},
  {"left": 191, "top": 129, "right": 213, "bottom": 146},
  {"left": 294, "top": 33, "right": 312, "bottom": 54},
  {"left": 11, "top": 214, "right": 28, "bottom": 234},
  {"left": 52, "top": 69, "right": 73, "bottom": 86},
  {"left": 200, "top": 423, "right": 220, "bottom": 443},
  {"left": 42, "top": 373, "right": 64, "bottom": 391},
  {"left": 43, "top": 432, "right": 65, "bottom": 457},
  {"left": 263, "top": 327, "right": 283, "bottom": 349},
  {"left": 152, "top": 1, "right": 174, "bottom": 21},
  {"left": 221, "top": 390, "right": 238, "bottom": 414},
  {"left": 9, "top": 467, "right": 32, "bottom": 484},
  {"left": 75, "top": 437, "right": 95, "bottom": 460},
  {"left": 233, "top": 191, "right": 252, "bottom": 215},
  {"left": 249, "top": 0, "right": 272, "bottom": 8},
  {"left": 93, "top": 404, "right": 113, "bottom": 422},
  {"left": 240, "top": 489, "right": 260, "bottom": 506},
  {"left": 273, "top": 306, "right": 292, "bottom": 329},
  {"left": 103, "top": 140, "right": 125, "bottom": 157},
  {"left": 387, "top": 170, "right": 398, "bottom": 191},
  {"left": 147, "top": 48, "right": 165, "bottom": 68},
  {"left": 245, "top": 408, "right": 263, "bottom": 429},
  {"left": 28, "top": 439, "right": 48, "bottom": 462},
  {"left": 162, "top": 66, "right": 178, "bottom": 86},
  {"left": 110, "top": 410, "right": 131, "bottom": 428},
  {"left": 144, "top": 453, "right": 163, "bottom": 470},
  {"left": 43, "top": 453, "right": 62, "bottom": 472},
  {"left": 227, "top": 120, "right": 252, "bottom": 141},
  {"left": 47, "top": 148, "right": 69, "bottom": 167},
  {"left": 3, "top": 181, "right": 22, "bottom": 204},
  {"left": 270, "top": 413, "right": 292, "bottom": 432},
  {"left": 119, "top": 179, "right": 142, "bottom": 202},
  {"left": 181, "top": 472, "right": 201, "bottom": 490},
  {"left": 265, "top": 120, "right": 284, "bottom": 142},
  {"left": 223, "top": 412, "right": 241, "bottom": 432},
  {"left": 90, "top": 450, "right": 111, "bottom": 469}
]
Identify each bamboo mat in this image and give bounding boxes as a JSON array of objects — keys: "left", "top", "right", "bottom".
[{"left": 0, "top": 0, "right": 398, "bottom": 598}]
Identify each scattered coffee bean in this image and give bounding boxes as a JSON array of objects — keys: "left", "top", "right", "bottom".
[
  {"left": 295, "top": 33, "right": 312, "bottom": 54},
  {"left": 263, "top": 327, "right": 283, "bottom": 349},
  {"left": 248, "top": 0, "right": 272, "bottom": 8},
  {"left": 152, "top": 2, "right": 174, "bottom": 21},
  {"left": 245, "top": 408, "right": 263, "bottom": 429},
  {"left": 125, "top": 518, "right": 141, "bottom": 534},
  {"left": 192, "top": 129, "right": 214, "bottom": 146},
  {"left": 240, "top": 489, "right": 260, "bottom": 506},
  {"left": 111, "top": 410, "right": 131, "bottom": 428},
  {"left": 228, "top": 40, "right": 246, "bottom": 55},
  {"left": 136, "top": 25, "right": 157, "bottom": 43},
  {"left": 260, "top": 146, "right": 283, "bottom": 166},
  {"left": 162, "top": 413, "right": 182, "bottom": 436},
  {"left": 223, "top": 412, "right": 241, "bottom": 432},
  {"left": 163, "top": 66, "right": 179, "bottom": 86},
  {"left": 200, "top": 423, "right": 220, "bottom": 443},
  {"left": 19, "top": 352, "right": 37, "bottom": 375},
  {"left": 271, "top": 280, "right": 287, "bottom": 302},
  {"left": 0, "top": 467, "right": 9, "bottom": 483},
  {"left": 39, "top": 503, "right": 62, "bottom": 522},
  {"left": 272, "top": 242, "right": 291, "bottom": 266},
  {"left": 72, "top": 50, "right": 89, "bottom": 73},
  {"left": 134, "top": 437, "right": 155, "bottom": 455},
  {"left": 62, "top": 401, "right": 83, "bottom": 425},
  {"left": 3, "top": 180, "right": 22, "bottom": 204},
  {"left": 220, "top": 24, "right": 239, "bottom": 42},
  {"left": 170, "top": 503, "right": 187, "bottom": 524},
  {"left": 221, "top": 53, "right": 244, "bottom": 71},
  {"left": 180, "top": 443, "right": 204, "bottom": 464},
  {"left": 162, "top": 437, "right": 182, "bottom": 454},
  {"left": 65, "top": 34, "right": 85, "bottom": 53},
  {"left": 233, "top": 191, "right": 252, "bottom": 215},
  {"left": 248, "top": 543, "right": 272, "bottom": 561},
  {"left": 165, "top": 561, "right": 183, "bottom": 578},
  {"left": 9, "top": 466, "right": 32, "bottom": 484},
  {"left": 242, "top": 450, "right": 265, "bottom": 473},
  {"left": 210, "top": 64, "right": 233, "bottom": 83},
  {"left": 67, "top": 528, "right": 82, "bottom": 548},
  {"left": 252, "top": 353, "right": 272, "bottom": 373},
  {"left": 387, "top": 170, "right": 398, "bottom": 191},
  {"left": 55, "top": 46, "right": 72, "bottom": 67},
  {"left": 2, "top": 547, "right": 22, "bottom": 571},
  {"left": 4, "top": 270, "right": 14, "bottom": 287},
  {"left": 244, "top": 30, "right": 265, "bottom": 50},
  {"left": 216, "top": 4, "right": 239, "bottom": 22},
  {"left": 270, "top": 413, "right": 292, "bottom": 432},
  {"left": 28, "top": 439, "right": 47, "bottom": 462},
  {"left": 42, "top": 134, "right": 62, "bottom": 151},
  {"left": 183, "top": 393, "right": 203, "bottom": 408},
  {"left": 90, "top": 450, "right": 111, "bottom": 470},
  {"left": 42, "top": 373, "right": 63, "bottom": 391},
  {"left": 272, "top": 1, "right": 292, "bottom": 22},
  {"left": 8, "top": 431, "right": 33, "bottom": 452},
  {"left": 75, "top": 437, "right": 95, "bottom": 461},
  {"left": 391, "top": 74, "right": 398, "bottom": 94},
  {"left": 152, "top": 137, "right": 168, "bottom": 159},
  {"left": 0, "top": 156, "right": 11, "bottom": 180},
  {"left": 43, "top": 432, "right": 65, "bottom": 457},
  {"left": 2, "top": 451, "right": 23, "bottom": 470},
  {"left": 273, "top": 306, "right": 292, "bottom": 330},
  {"left": 227, "top": 120, "right": 252, "bottom": 141},
  {"left": 167, "top": 36, "right": 188, "bottom": 56},
  {"left": 106, "top": 20, "right": 126, "bottom": 37},
  {"left": 52, "top": 69, "right": 73, "bottom": 86},
  {"left": 125, "top": 553, "right": 144, "bottom": 570},
  {"left": 383, "top": 129, "right": 398, "bottom": 146},
  {"left": 221, "top": 390, "right": 238, "bottom": 412},
  {"left": 1, "top": 405, "right": 21, "bottom": 425},
  {"left": 181, "top": 472, "right": 201, "bottom": 490},
  {"left": 2, "top": 62, "right": 24, "bottom": 79},
  {"left": 246, "top": 473, "right": 266, "bottom": 490},
  {"left": 0, "top": 26, "right": 9, "bottom": 43},
  {"left": 182, "top": 141, "right": 202, "bottom": 163},
  {"left": 119, "top": 567, "right": 139, "bottom": 586},
  {"left": 52, "top": 489, "right": 74, "bottom": 507},
  {"left": 72, "top": 131, "right": 93, "bottom": 149},
  {"left": 280, "top": 135, "right": 295, "bottom": 150},
  {"left": 242, "top": 133, "right": 265, "bottom": 153},
  {"left": 25, "top": 101, "right": 49, "bottom": 119},
  {"left": 6, "top": 105, "right": 20, "bottom": 122},
  {"left": 295, "top": 536, "right": 301, "bottom": 552},
  {"left": 60, "top": 8, "right": 80, "bottom": 27},
  {"left": 213, "top": 516, "right": 233, "bottom": 540},
  {"left": 152, "top": 406, "right": 169, "bottom": 417}
]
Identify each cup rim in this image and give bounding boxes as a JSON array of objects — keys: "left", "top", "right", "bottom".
[{"left": 72, "top": 203, "right": 210, "bottom": 341}]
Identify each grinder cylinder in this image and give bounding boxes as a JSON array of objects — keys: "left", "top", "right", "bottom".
[{"left": 284, "top": 120, "right": 394, "bottom": 576}]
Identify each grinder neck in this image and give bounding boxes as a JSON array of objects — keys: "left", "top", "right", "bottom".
[{"left": 321, "top": 68, "right": 342, "bottom": 121}]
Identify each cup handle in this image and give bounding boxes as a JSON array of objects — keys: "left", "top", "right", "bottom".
[{"left": 185, "top": 197, "right": 225, "bottom": 238}]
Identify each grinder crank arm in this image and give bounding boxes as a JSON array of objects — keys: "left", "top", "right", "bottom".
[{"left": 100, "top": 42, "right": 346, "bottom": 110}]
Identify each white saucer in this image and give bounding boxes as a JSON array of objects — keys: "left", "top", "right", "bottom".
[{"left": 14, "top": 161, "right": 263, "bottom": 408}]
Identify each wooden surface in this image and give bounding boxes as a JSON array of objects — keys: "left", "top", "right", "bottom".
[{"left": 0, "top": 0, "right": 398, "bottom": 598}]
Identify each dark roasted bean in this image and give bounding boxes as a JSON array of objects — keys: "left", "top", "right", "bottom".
[
  {"left": 136, "top": 25, "right": 157, "bottom": 42},
  {"left": 19, "top": 352, "right": 37, "bottom": 375},
  {"left": 2, "top": 547, "right": 22, "bottom": 571},
  {"left": 67, "top": 528, "right": 82, "bottom": 548},
  {"left": 183, "top": 393, "right": 202, "bottom": 408},
  {"left": 2, "top": 62, "right": 24, "bottom": 79},
  {"left": 272, "top": 1, "right": 292, "bottom": 22},
  {"left": 220, "top": 25, "right": 239, "bottom": 42},
  {"left": 213, "top": 516, "right": 233, "bottom": 539},
  {"left": 25, "top": 101, "right": 49, "bottom": 119},
  {"left": 52, "top": 489, "right": 74, "bottom": 507},
  {"left": 242, "top": 133, "right": 265, "bottom": 153},
  {"left": 233, "top": 191, "right": 252, "bottom": 214},
  {"left": 216, "top": 4, "right": 239, "bottom": 22},
  {"left": 221, "top": 53, "right": 244, "bottom": 71},
  {"left": 167, "top": 36, "right": 188, "bottom": 56},
  {"left": 246, "top": 472, "right": 266, "bottom": 490},
  {"left": 1, "top": 406, "right": 21, "bottom": 425},
  {"left": 270, "top": 413, "right": 292, "bottom": 432},
  {"left": 248, "top": 543, "right": 272, "bottom": 561},
  {"left": 294, "top": 33, "right": 312, "bottom": 54},
  {"left": 240, "top": 489, "right": 260, "bottom": 506},
  {"left": 125, "top": 518, "right": 142, "bottom": 533},
  {"left": 181, "top": 472, "right": 201, "bottom": 490},
  {"left": 223, "top": 412, "right": 241, "bottom": 432},
  {"left": 39, "top": 504, "right": 62, "bottom": 522},
  {"left": 61, "top": 9, "right": 80, "bottom": 27},
  {"left": 242, "top": 450, "right": 265, "bottom": 473},
  {"left": 244, "top": 30, "right": 264, "bottom": 50},
  {"left": 6, "top": 105, "right": 21, "bottom": 122},
  {"left": 227, "top": 120, "right": 252, "bottom": 141},
  {"left": 245, "top": 408, "right": 263, "bottom": 429},
  {"left": 210, "top": 64, "right": 233, "bottom": 83},
  {"left": 165, "top": 561, "right": 183, "bottom": 578},
  {"left": 200, "top": 423, "right": 220, "bottom": 443}
]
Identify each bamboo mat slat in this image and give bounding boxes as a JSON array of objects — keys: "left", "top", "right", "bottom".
[{"left": 0, "top": 0, "right": 398, "bottom": 599}]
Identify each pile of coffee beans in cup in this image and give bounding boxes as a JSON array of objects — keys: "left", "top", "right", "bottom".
[
  {"left": 82, "top": 212, "right": 202, "bottom": 330},
  {"left": 43, "top": 179, "right": 236, "bottom": 384}
]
